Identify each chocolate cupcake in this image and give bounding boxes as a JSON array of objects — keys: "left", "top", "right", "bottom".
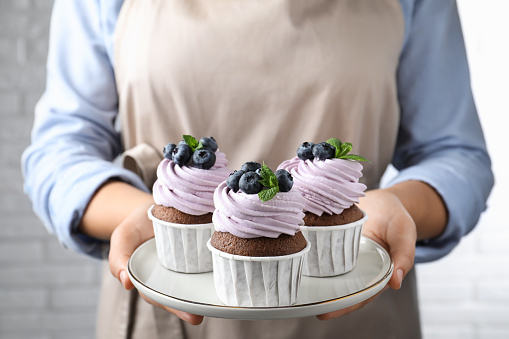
[
  {"left": 278, "top": 138, "right": 368, "bottom": 277},
  {"left": 148, "top": 135, "right": 230, "bottom": 273},
  {"left": 207, "top": 163, "right": 310, "bottom": 307}
]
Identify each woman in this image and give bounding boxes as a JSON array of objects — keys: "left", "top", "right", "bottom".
[{"left": 22, "top": 0, "right": 493, "bottom": 338}]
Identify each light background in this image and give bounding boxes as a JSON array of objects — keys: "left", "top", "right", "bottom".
[
  {"left": 415, "top": 1, "right": 509, "bottom": 338},
  {"left": 0, "top": 0, "right": 507, "bottom": 338}
]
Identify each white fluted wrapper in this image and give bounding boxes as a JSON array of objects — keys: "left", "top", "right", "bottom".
[
  {"left": 300, "top": 210, "right": 368, "bottom": 277},
  {"left": 207, "top": 239, "right": 310, "bottom": 307},
  {"left": 148, "top": 205, "right": 214, "bottom": 273}
]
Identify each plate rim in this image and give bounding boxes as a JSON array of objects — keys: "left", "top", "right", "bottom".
[{"left": 128, "top": 236, "right": 394, "bottom": 312}]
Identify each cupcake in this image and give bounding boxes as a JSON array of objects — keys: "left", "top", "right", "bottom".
[
  {"left": 207, "top": 162, "right": 310, "bottom": 307},
  {"left": 278, "top": 138, "right": 368, "bottom": 277},
  {"left": 149, "top": 135, "right": 230, "bottom": 273}
]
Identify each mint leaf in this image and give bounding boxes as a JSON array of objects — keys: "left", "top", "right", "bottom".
[
  {"left": 339, "top": 154, "right": 370, "bottom": 162},
  {"left": 326, "top": 138, "right": 342, "bottom": 149},
  {"left": 183, "top": 135, "right": 198, "bottom": 147},
  {"left": 258, "top": 186, "right": 279, "bottom": 202},
  {"left": 257, "top": 163, "right": 280, "bottom": 201},
  {"left": 195, "top": 141, "right": 204, "bottom": 151},
  {"left": 337, "top": 143, "right": 352, "bottom": 158},
  {"left": 326, "top": 138, "right": 370, "bottom": 162},
  {"left": 258, "top": 163, "right": 278, "bottom": 188},
  {"left": 326, "top": 138, "right": 342, "bottom": 157},
  {"left": 182, "top": 135, "right": 203, "bottom": 152}
]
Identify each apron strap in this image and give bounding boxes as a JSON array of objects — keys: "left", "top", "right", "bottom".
[{"left": 122, "top": 143, "right": 162, "bottom": 190}]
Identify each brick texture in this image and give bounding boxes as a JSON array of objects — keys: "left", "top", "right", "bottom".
[
  {"left": 0, "top": 1, "right": 101, "bottom": 338},
  {"left": 416, "top": 2, "right": 509, "bottom": 339},
  {"left": 0, "top": 1, "right": 507, "bottom": 339}
]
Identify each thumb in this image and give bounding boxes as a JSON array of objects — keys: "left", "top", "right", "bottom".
[
  {"left": 387, "top": 219, "right": 416, "bottom": 290},
  {"left": 109, "top": 203, "right": 154, "bottom": 290},
  {"left": 109, "top": 222, "right": 138, "bottom": 290}
]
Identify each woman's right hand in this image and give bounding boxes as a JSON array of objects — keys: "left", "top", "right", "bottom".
[{"left": 108, "top": 201, "right": 204, "bottom": 325}]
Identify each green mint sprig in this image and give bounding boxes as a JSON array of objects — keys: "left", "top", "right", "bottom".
[
  {"left": 326, "top": 138, "right": 370, "bottom": 162},
  {"left": 182, "top": 135, "right": 204, "bottom": 152},
  {"left": 258, "top": 163, "right": 280, "bottom": 202}
]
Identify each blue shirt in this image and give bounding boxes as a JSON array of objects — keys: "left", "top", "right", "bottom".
[{"left": 22, "top": 0, "right": 494, "bottom": 262}]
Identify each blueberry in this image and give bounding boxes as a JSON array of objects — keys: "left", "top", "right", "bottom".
[
  {"left": 275, "top": 169, "right": 293, "bottom": 192},
  {"left": 241, "top": 161, "right": 262, "bottom": 173},
  {"left": 172, "top": 143, "right": 192, "bottom": 166},
  {"left": 226, "top": 170, "right": 245, "bottom": 192},
  {"left": 199, "top": 137, "right": 218, "bottom": 152},
  {"left": 192, "top": 149, "right": 216, "bottom": 169},
  {"left": 312, "top": 142, "right": 336, "bottom": 161},
  {"left": 163, "top": 143, "right": 176, "bottom": 160},
  {"left": 297, "top": 142, "right": 315, "bottom": 161},
  {"left": 239, "top": 171, "right": 263, "bottom": 194}
]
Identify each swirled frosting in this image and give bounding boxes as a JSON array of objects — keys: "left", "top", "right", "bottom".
[
  {"left": 212, "top": 181, "right": 305, "bottom": 238},
  {"left": 278, "top": 157, "right": 366, "bottom": 216},
  {"left": 153, "top": 151, "right": 230, "bottom": 215}
]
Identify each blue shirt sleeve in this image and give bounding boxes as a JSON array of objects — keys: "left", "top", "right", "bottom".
[
  {"left": 392, "top": 0, "right": 494, "bottom": 263},
  {"left": 23, "top": 0, "right": 494, "bottom": 263},
  {"left": 21, "top": 0, "right": 146, "bottom": 259}
]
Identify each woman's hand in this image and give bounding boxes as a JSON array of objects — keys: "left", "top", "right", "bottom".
[
  {"left": 316, "top": 188, "right": 417, "bottom": 320},
  {"left": 80, "top": 180, "right": 204, "bottom": 325},
  {"left": 358, "top": 188, "right": 417, "bottom": 291},
  {"left": 108, "top": 201, "right": 204, "bottom": 325},
  {"left": 108, "top": 201, "right": 154, "bottom": 291},
  {"left": 317, "top": 180, "right": 447, "bottom": 320}
]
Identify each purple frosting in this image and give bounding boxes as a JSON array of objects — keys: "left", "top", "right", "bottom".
[
  {"left": 278, "top": 156, "right": 366, "bottom": 216},
  {"left": 153, "top": 151, "right": 230, "bottom": 215},
  {"left": 212, "top": 181, "right": 305, "bottom": 238}
]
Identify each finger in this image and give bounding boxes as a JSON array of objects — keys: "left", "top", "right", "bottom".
[
  {"left": 316, "top": 286, "right": 388, "bottom": 320},
  {"left": 109, "top": 204, "right": 154, "bottom": 290},
  {"left": 139, "top": 293, "right": 204, "bottom": 325},
  {"left": 363, "top": 226, "right": 414, "bottom": 290},
  {"left": 387, "top": 218, "right": 416, "bottom": 290},
  {"left": 109, "top": 222, "right": 139, "bottom": 290}
]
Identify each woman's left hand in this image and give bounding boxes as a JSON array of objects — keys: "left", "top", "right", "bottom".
[{"left": 316, "top": 188, "right": 417, "bottom": 320}]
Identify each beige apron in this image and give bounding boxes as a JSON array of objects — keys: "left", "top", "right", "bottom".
[{"left": 97, "top": 0, "right": 421, "bottom": 337}]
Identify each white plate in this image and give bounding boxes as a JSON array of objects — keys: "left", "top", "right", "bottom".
[{"left": 128, "top": 236, "right": 393, "bottom": 320}]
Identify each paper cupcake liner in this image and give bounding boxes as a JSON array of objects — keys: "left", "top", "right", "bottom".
[
  {"left": 300, "top": 210, "right": 368, "bottom": 277},
  {"left": 207, "top": 239, "right": 311, "bottom": 307},
  {"left": 148, "top": 205, "right": 214, "bottom": 273}
]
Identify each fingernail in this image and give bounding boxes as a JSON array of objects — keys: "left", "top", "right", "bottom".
[
  {"left": 397, "top": 269, "right": 403, "bottom": 288},
  {"left": 120, "top": 270, "right": 128, "bottom": 287}
]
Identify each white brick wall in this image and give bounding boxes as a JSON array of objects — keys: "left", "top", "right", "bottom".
[
  {"left": 0, "top": 1, "right": 102, "bottom": 338},
  {"left": 416, "top": 1, "right": 509, "bottom": 338},
  {"left": 0, "top": 0, "right": 507, "bottom": 338}
]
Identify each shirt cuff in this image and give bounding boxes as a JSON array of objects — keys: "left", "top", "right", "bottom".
[
  {"left": 387, "top": 157, "right": 487, "bottom": 264},
  {"left": 51, "top": 162, "right": 149, "bottom": 260}
]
